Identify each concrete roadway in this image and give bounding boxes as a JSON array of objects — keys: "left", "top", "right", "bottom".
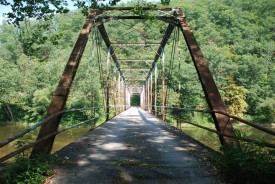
[{"left": 48, "top": 107, "right": 220, "bottom": 184}]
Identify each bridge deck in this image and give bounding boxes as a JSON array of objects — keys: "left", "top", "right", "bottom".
[{"left": 48, "top": 107, "right": 219, "bottom": 183}]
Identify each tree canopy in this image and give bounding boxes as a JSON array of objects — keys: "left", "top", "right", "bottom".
[{"left": 0, "top": 0, "right": 274, "bottom": 124}]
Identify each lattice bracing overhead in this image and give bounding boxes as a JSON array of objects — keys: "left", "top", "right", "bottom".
[
  {"left": 93, "top": 7, "right": 236, "bottom": 147},
  {"left": 93, "top": 7, "right": 178, "bottom": 93}
]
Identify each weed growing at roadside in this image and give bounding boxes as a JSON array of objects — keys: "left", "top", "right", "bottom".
[
  {"left": 209, "top": 143, "right": 275, "bottom": 184},
  {"left": 0, "top": 155, "right": 59, "bottom": 184}
]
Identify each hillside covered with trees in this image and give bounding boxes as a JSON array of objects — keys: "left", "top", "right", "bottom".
[{"left": 0, "top": 0, "right": 274, "bottom": 124}]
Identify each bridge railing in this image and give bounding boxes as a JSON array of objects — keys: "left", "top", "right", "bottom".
[
  {"left": 0, "top": 105, "right": 127, "bottom": 163},
  {"left": 146, "top": 105, "right": 275, "bottom": 149}
]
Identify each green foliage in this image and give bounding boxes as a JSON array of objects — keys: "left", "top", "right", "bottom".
[
  {"left": 1, "top": 1, "right": 171, "bottom": 26},
  {"left": 0, "top": 0, "right": 274, "bottom": 125},
  {"left": 1, "top": 0, "right": 69, "bottom": 26},
  {"left": 0, "top": 156, "right": 58, "bottom": 184},
  {"left": 209, "top": 143, "right": 275, "bottom": 184},
  {"left": 13, "top": 135, "right": 33, "bottom": 157},
  {"left": 221, "top": 77, "right": 248, "bottom": 117},
  {"left": 131, "top": 95, "right": 140, "bottom": 106},
  {"left": 169, "top": 0, "right": 275, "bottom": 123}
]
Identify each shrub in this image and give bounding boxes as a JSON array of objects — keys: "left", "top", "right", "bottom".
[
  {"left": 209, "top": 143, "right": 275, "bottom": 184},
  {"left": 0, "top": 156, "right": 57, "bottom": 184}
]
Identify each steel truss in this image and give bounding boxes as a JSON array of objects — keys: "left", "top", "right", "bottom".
[{"left": 31, "top": 7, "right": 236, "bottom": 157}]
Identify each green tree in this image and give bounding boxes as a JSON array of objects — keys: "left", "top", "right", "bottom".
[{"left": 221, "top": 77, "right": 248, "bottom": 117}]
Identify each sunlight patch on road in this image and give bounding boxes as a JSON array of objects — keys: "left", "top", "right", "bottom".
[
  {"left": 88, "top": 153, "right": 109, "bottom": 160},
  {"left": 101, "top": 142, "right": 131, "bottom": 151}
]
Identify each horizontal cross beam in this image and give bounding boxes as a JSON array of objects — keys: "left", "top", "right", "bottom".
[
  {"left": 112, "top": 43, "right": 160, "bottom": 46},
  {"left": 118, "top": 59, "right": 153, "bottom": 62},
  {"left": 99, "top": 7, "right": 173, "bottom": 11},
  {"left": 121, "top": 68, "right": 150, "bottom": 71},
  {"left": 125, "top": 79, "right": 145, "bottom": 81},
  {"left": 95, "top": 16, "right": 180, "bottom": 26}
]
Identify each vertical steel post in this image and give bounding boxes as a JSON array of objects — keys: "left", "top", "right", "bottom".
[
  {"left": 31, "top": 10, "right": 97, "bottom": 157},
  {"left": 150, "top": 74, "right": 153, "bottom": 113},
  {"left": 154, "top": 64, "right": 158, "bottom": 115},
  {"left": 147, "top": 81, "right": 150, "bottom": 112},
  {"left": 177, "top": 10, "right": 236, "bottom": 146},
  {"left": 106, "top": 47, "right": 110, "bottom": 121},
  {"left": 113, "top": 66, "right": 117, "bottom": 115},
  {"left": 144, "top": 84, "right": 146, "bottom": 110},
  {"left": 161, "top": 48, "right": 166, "bottom": 120},
  {"left": 124, "top": 83, "right": 127, "bottom": 111},
  {"left": 143, "top": 85, "right": 145, "bottom": 109},
  {"left": 91, "top": 29, "right": 96, "bottom": 119},
  {"left": 118, "top": 74, "right": 121, "bottom": 112},
  {"left": 127, "top": 89, "right": 130, "bottom": 108},
  {"left": 140, "top": 89, "right": 143, "bottom": 108},
  {"left": 148, "top": 76, "right": 150, "bottom": 112},
  {"left": 144, "top": 85, "right": 146, "bottom": 110}
]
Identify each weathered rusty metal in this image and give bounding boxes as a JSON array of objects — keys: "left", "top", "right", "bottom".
[
  {"left": 30, "top": 10, "right": 98, "bottom": 157},
  {"left": 161, "top": 48, "right": 166, "bottom": 120},
  {"left": 106, "top": 48, "right": 111, "bottom": 121},
  {"left": 124, "top": 83, "right": 127, "bottom": 110},
  {"left": 99, "top": 7, "right": 173, "bottom": 11},
  {"left": 177, "top": 9, "right": 236, "bottom": 146},
  {"left": 121, "top": 68, "right": 150, "bottom": 71},
  {"left": 97, "top": 24, "right": 125, "bottom": 82},
  {"left": 29, "top": 7, "right": 239, "bottom": 157},
  {"left": 113, "top": 67, "right": 117, "bottom": 115},
  {"left": 118, "top": 59, "right": 153, "bottom": 62},
  {"left": 112, "top": 43, "right": 160, "bottom": 46},
  {"left": 154, "top": 64, "right": 158, "bottom": 115},
  {"left": 118, "top": 74, "right": 121, "bottom": 112},
  {"left": 125, "top": 79, "right": 146, "bottom": 81},
  {"left": 146, "top": 24, "right": 175, "bottom": 81},
  {"left": 150, "top": 74, "right": 153, "bottom": 113}
]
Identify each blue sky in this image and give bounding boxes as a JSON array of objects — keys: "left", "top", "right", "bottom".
[{"left": 0, "top": 0, "right": 76, "bottom": 24}]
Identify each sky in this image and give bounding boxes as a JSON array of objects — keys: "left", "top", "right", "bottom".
[
  {"left": 0, "top": 0, "right": 159, "bottom": 24},
  {"left": 0, "top": 0, "right": 76, "bottom": 24}
]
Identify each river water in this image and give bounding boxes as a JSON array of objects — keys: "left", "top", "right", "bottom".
[
  {"left": 0, "top": 123, "right": 274, "bottom": 160},
  {"left": 0, "top": 124, "right": 91, "bottom": 161}
]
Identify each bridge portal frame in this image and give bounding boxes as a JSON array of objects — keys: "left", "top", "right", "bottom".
[{"left": 31, "top": 7, "right": 236, "bottom": 157}]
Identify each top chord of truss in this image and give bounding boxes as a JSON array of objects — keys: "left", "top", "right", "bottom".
[{"left": 98, "top": 7, "right": 174, "bottom": 11}]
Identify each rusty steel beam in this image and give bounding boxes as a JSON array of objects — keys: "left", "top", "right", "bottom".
[
  {"left": 124, "top": 81, "right": 147, "bottom": 84},
  {"left": 97, "top": 15, "right": 175, "bottom": 20},
  {"left": 177, "top": 9, "right": 236, "bottom": 146},
  {"left": 129, "top": 88, "right": 143, "bottom": 90},
  {"left": 112, "top": 43, "right": 160, "bottom": 46},
  {"left": 118, "top": 59, "right": 153, "bottom": 62},
  {"left": 97, "top": 24, "right": 126, "bottom": 83},
  {"left": 121, "top": 68, "right": 150, "bottom": 71},
  {"left": 150, "top": 74, "right": 153, "bottom": 113},
  {"left": 99, "top": 7, "right": 173, "bottom": 11},
  {"left": 161, "top": 48, "right": 166, "bottom": 120},
  {"left": 154, "top": 64, "right": 158, "bottom": 115},
  {"left": 30, "top": 10, "right": 98, "bottom": 157},
  {"left": 145, "top": 23, "right": 175, "bottom": 81},
  {"left": 129, "top": 87, "right": 141, "bottom": 91},
  {"left": 106, "top": 48, "right": 111, "bottom": 121},
  {"left": 125, "top": 82, "right": 146, "bottom": 85},
  {"left": 95, "top": 16, "right": 179, "bottom": 27},
  {"left": 125, "top": 79, "right": 146, "bottom": 81},
  {"left": 123, "top": 73, "right": 147, "bottom": 77},
  {"left": 157, "top": 17, "right": 180, "bottom": 26}
]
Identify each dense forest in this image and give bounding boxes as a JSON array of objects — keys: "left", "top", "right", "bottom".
[{"left": 0, "top": 0, "right": 274, "bottom": 125}]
